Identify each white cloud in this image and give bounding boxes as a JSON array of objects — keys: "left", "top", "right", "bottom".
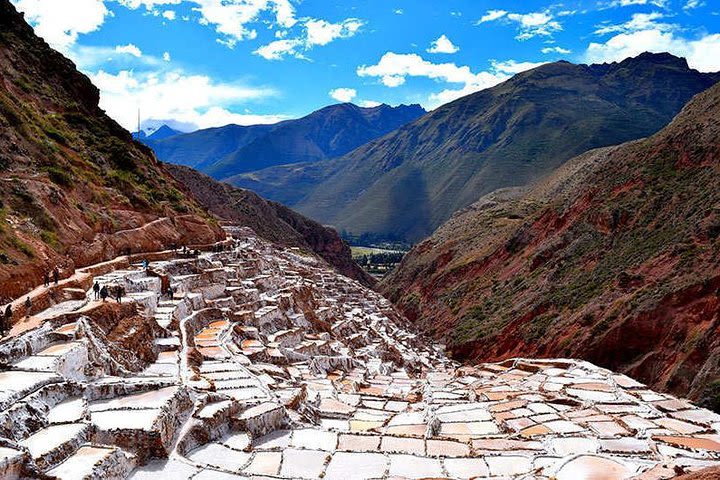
[
  {"left": 272, "top": 0, "right": 297, "bottom": 28},
  {"left": 609, "top": 0, "right": 668, "bottom": 7},
  {"left": 305, "top": 18, "right": 364, "bottom": 46},
  {"left": 394, "top": 8, "right": 403, "bottom": 15},
  {"left": 586, "top": 7, "right": 720, "bottom": 71},
  {"left": 116, "top": 0, "right": 296, "bottom": 47},
  {"left": 594, "top": 12, "right": 672, "bottom": 35},
  {"left": 329, "top": 88, "right": 357, "bottom": 103},
  {"left": 541, "top": 46, "right": 572, "bottom": 54},
  {"left": 114, "top": 0, "right": 181, "bottom": 9},
  {"left": 684, "top": 0, "right": 704, "bottom": 9},
  {"left": 89, "top": 69, "right": 280, "bottom": 130},
  {"left": 162, "top": 10, "right": 176, "bottom": 20},
  {"left": 68, "top": 44, "right": 163, "bottom": 70},
  {"left": 357, "top": 52, "right": 545, "bottom": 108},
  {"left": 11, "top": 0, "right": 109, "bottom": 51},
  {"left": 477, "top": 10, "right": 507, "bottom": 23},
  {"left": 115, "top": 43, "right": 142, "bottom": 57},
  {"left": 358, "top": 53, "right": 483, "bottom": 88},
  {"left": 427, "top": 34, "right": 460, "bottom": 54},
  {"left": 254, "top": 38, "right": 304, "bottom": 60},
  {"left": 254, "top": 17, "right": 364, "bottom": 60},
  {"left": 476, "top": 9, "right": 562, "bottom": 40},
  {"left": 491, "top": 59, "right": 546, "bottom": 74},
  {"left": 585, "top": 30, "right": 720, "bottom": 72},
  {"left": 163, "top": 51, "right": 171, "bottom": 61},
  {"left": 359, "top": 100, "right": 382, "bottom": 108},
  {"left": 192, "top": 0, "right": 298, "bottom": 47},
  {"left": 507, "top": 12, "right": 562, "bottom": 40}
]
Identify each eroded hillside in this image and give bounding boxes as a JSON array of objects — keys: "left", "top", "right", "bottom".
[
  {"left": 0, "top": 0, "right": 224, "bottom": 301},
  {"left": 166, "top": 164, "right": 375, "bottom": 287},
  {"left": 382, "top": 80, "right": 720, "bottom": 408}
]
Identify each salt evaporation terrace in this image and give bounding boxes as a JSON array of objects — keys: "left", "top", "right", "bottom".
[{"left": 1, "top": 228, "right": 719, "bottom": 479}]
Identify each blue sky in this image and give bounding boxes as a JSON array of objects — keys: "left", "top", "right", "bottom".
[{"left": 12, "top": 0, "right": 720, "bottom": 132}]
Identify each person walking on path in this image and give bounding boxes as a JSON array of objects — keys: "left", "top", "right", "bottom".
[
  {"left": 43, "top": 272, "right": 50, "bottom": 288},
  {"left": 24, "top": 297, "right": 31, "bottom": 319},
  {"left": 1, "top": 304, "right": 11, "bottom": 336},
  {"left": 167, "top": 286, "right": 174, "bottom": 301},
  {"left": 93, "top": 281, "right": 100, "bottom": 300},
  {"left": 115, "top": 285, "right": 124, "bottom": 303},
  {"left": 53, "top": 267, "right": 59, "bottom": 286},
  {"left": 100, "top": 285, "right": 109, "bottom": 302}
]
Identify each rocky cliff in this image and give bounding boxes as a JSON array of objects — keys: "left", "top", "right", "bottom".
[{"left": 382, "top": 81, "right": 720, "bottom": 407}]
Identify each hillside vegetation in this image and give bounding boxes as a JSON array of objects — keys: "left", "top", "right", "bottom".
[
  {"left": 0, "top": 0, "right": 224, "bottom": 301},
  {"left": 248, "top": 54, "right": 719, "bottom": 243}
]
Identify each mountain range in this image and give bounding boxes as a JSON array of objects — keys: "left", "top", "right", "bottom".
[
  {"left": 382, "top": 79, "right": 720, "bottom": 406},
  {"left": 229, "top": 54, "right": 720, "bottom": 243},
  {"left": 0, "top": 0, "right": 370, "bottom": 300},
  {"left": 144, "top": 102, "right": 426, "bottom": 180}
]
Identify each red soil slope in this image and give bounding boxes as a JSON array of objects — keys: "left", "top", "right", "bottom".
[{"left": 382, "top": 81, "right": 720, "bottom": 407}]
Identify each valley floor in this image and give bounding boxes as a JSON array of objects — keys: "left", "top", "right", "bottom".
[{"left": 0, "top": 228, "right": 718, "bottom": 479}]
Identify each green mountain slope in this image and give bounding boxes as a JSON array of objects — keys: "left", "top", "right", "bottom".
[
  {"left": 147, "top": 103, "right": 425, "bottom": 180},
  {"left": 256, "top": 54, "right": 718, "bottom": 243}
]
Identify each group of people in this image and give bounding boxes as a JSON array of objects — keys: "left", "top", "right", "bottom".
[
  {"left": 178, "top": 246, "right": 201, "bottom": 258},
  {"left": 1, "top": 295, "right": 33, "bottom": 337},
  {"left": 1, "top": 242, "right": 216, "bottom": 338},
  {"left": 1, "top": 266, "right": 61, "bottom": 337},
  {"left": 92, "top": 281, "right": 125, "bottom": 303},
  {"left": 42, "top": 267, "right": 60, "bottom": 288}
]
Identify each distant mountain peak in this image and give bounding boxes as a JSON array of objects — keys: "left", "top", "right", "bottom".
[
  {"left": 147, "top": 124, "right": 182, "bottom": 140},
  {"left": 608, "top": 52, "right": 690, "bottom": 71}
]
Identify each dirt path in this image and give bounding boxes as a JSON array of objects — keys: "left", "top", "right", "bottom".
[{"left": 2, "top": 235, "right": 232, "bottom": 339}]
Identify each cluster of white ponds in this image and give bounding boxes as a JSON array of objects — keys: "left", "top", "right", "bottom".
[{"left": 0, "top": 231, "right": 718, "bottom": 479}]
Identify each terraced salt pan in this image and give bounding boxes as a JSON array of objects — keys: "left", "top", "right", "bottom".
[
  {"left": 89, "top": 386, "right": 177, "bottom": 412},
  {"left": 92, "top": 408, "right": 162, "bottom": 431},
  {"left": 45, "top": 445, "right": 122, "bottom": 479},
  {"left": 48, "top": 398, "right": 86, "bottom": 424},
  {"left": 20, "top": 423, "right": 88, "bottom": 458},
  {"left": 2, "top": 232, "right": 720, "bottom": 479}
]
